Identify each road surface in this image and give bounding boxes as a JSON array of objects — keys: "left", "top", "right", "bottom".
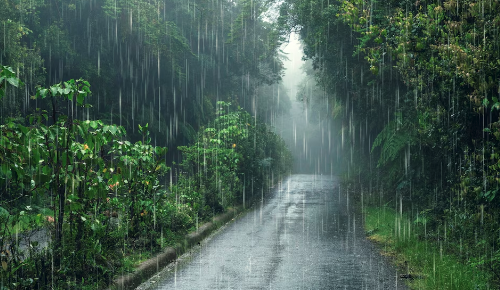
[{"left": 140, "top": 174, "right": 407, "bottom": 290}]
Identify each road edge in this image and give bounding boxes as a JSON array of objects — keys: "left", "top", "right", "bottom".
[{"left": 109, "top": 207, "right": 242, "bottom": 290}]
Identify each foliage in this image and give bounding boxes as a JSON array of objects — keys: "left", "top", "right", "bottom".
[
  {"left": 0, "top": 66, "right": 23, "bottom": 99},
  {"left": 0, "top": 70, "right": 292, "bottom": 288},
  {"left": 0, "top": 0, "right": 291, "bottom": 288},
  {"left": 279, "top": 0, "right": 500, "bottom": 286},
  {"left": 178, "top": 101, "right": 293, "bottom": 219},
  {"left": 0, "top": 0, "right": 286, "bottom": 155},
  {"left": 371, "top": 113, "right": 417, "bottom": 167},
  {"left": 0, "top": 75, "right": 171, "bottom": 288},
  {"left": 365, "top": 206, "right": 493, "bottom": 289}
]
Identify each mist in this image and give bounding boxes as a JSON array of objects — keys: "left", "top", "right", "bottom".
[{"left": 276, "top": 33, "right": 338, "bottom": 174}]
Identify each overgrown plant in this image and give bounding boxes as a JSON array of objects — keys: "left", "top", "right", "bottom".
[
  {"left": 279, "top": 0, "right": 500, "bottom": 287},
  {"left": 0, "top": 71, "right": 170, "bottom": 288},
  {"left": 0, "top": 73, "right": 292, "bottom": 289},
  {"left": 177, "top": 101, "right": 293, "bottom": 219}
]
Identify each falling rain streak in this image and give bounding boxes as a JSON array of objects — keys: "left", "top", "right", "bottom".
[{"left": 1, "top": 0, "right": 499, "bottom": 289}]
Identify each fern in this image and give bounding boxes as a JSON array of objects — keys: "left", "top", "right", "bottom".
[{"left": 372, "top": 114, "right": 416, "bottom": 167}]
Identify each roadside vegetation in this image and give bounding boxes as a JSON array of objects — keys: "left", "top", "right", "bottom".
[
  {"left": 0, "top": 68, "right": 291, "bottom": 289},
  {"left": 0, "top": 0, "right": 292, "bottom": 288},
  {"left": 278, "top": 0, "right": 500, "bottom": 288},
  {"left": 364, "top": 206, "right": 492, "bottom": 289}
]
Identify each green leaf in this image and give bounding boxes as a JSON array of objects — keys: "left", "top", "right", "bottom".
[
  {"left": 61, "top": 153, "right": 67, "bottom": 167},
  {"left": 61, "top": 87, "right": 72, "bottom": 95},
  {"left": 38, "top": 88, "right": 48, "bottom": 99},
  {"left": 1, "top": 163, "right": 9, "bottom": 175},
  {"left": 42, "top": 165, "right": 51, "bottom": 175},
  {"left": 6, "top": 77, "right": 19, "bottom": 87},
  {"left": 50, "top": 85, "right": 60, "bottom": 96},
  {"left": 18, "top": 125, "right": 28, "bottom": 135},
  {"left": 76, "top": 93, "right": 84, "bottom": 105},
  {"left": 77, "top": 125, "right": 85, "bottom": 137},
  {"left": 0, "top": 206, "right": 9, "bottom": 218},
  {"left": 32, "top": 148, "right": 40, "bottom": 164}
]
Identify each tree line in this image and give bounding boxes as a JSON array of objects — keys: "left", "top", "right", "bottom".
[
  {"left": 278, "top": 0, "right": 500, "bottom": 286},
  {"left": 0, "top": 0, "right": 289, "bottom": 149},
  {"left": 0, "top": 0, "right": 292, "bottom": 288}
]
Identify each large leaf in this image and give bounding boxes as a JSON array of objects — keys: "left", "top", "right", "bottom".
[
  {"left": 0, "top": 206, "right": 9, "bottom": 218},
  {"left": 0, "top": 65, "right": 23, "bottom": 99}
]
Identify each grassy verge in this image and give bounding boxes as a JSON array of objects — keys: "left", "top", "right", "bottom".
[
  {"left": 112, "top": 207, "right": 246, "bottom": 290},
  {"left": 123, "top": 252, "right": 153, "bottom": 270},
  {"left": 121, "top": 228, "right": 187, "bottom": 271},
  {"left": 364, "top": 206, "right": 492, "bottom": 289}
]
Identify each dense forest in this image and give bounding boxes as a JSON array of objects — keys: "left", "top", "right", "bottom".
[
  {"left": 0, "top": 0, "right": 292, "bottom": 288},
  {"left": 3, "top": 0, "right": 500, "bottom": 288},
  {"left": 278, "top": 0, "right": 500, "bottom": 287}
]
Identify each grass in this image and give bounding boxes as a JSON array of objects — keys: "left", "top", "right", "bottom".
[
  {"left": 123, "top": 251, "right": 153, "bottom": 270},
  {"left": 364, "top": 206, "right": 493, "bottom": 289},
  {"left": 121, "top": 228, "right": 186, "bottom": 272}
]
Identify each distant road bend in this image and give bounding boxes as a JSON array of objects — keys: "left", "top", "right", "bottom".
[{"left": 140, "top": 174, "right": 407, "bottom": 290}]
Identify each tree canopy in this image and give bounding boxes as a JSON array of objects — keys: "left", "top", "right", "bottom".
[{"left": 278, "top": 0, "right": 500, "bottom": 285}]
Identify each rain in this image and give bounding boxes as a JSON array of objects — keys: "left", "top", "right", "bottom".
[{"left": 0, "top": 0, "right": 499, "bottom": 289}]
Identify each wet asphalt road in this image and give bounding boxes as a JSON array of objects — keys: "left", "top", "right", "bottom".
[{"left": 142, "top": 174, "right": 407, "bottom": 290}]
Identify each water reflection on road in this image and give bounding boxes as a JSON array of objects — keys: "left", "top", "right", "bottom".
[{"left": 141, "top": 174, "right": 407, "bottom": 290}]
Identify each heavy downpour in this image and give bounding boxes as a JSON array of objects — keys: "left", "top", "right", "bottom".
[{"left": 0, "top": 1, "right": 499, "bottom": 289}]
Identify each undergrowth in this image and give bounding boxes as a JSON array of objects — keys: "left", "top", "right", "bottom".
[{"left": 364, "top": 206, "right": 493, "bottom": 289}]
